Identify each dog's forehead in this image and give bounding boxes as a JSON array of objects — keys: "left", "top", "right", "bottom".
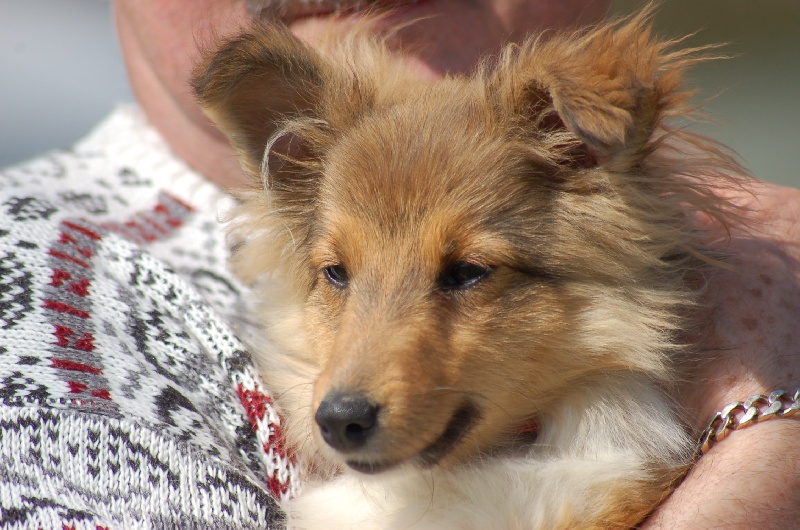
[
  {"left": 306, "top": 82, "right": 564, "bottom": 268},
  {"left": 313, "top": 138, "right": 556, "bottom": 268},
  {"left": 320, "top": 98, "right": 530, "bottom": 210}
]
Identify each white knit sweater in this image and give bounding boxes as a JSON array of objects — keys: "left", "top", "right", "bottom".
[{"left": 0, "top": 107, "right": 296, "bottom": 529}]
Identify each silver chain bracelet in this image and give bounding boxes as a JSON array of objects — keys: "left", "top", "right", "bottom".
[{"left": 695, "top": 388, "right": 800, "bottom": 459}]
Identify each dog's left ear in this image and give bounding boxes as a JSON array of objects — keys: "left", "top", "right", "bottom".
[
  {"left": 193, "top": 24, "right": 331, "bottom": 180},
  {"left": 494, "top": 9, "right": 686, "bottom": 172}
]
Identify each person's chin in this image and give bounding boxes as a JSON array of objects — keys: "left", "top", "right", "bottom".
[
  {"left": 287, "top": 0, "right": 498, "bottom": 79},
  {"left": 286, "top": 0, "right": 437, "bottom": 40}
]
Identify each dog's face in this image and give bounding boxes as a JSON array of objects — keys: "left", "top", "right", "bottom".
[
  {"left": 195, "top": 17, "right": 715, "bottom": 473},
  {"left": 302, "top": 97, "right": 588, "bottom": 471}
]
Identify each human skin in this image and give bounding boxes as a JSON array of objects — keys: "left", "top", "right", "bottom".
[
  {"left": 643, "top": 181, "right": 800, "bottom": 528},
  {"left": 113, "top": 0, "right": 800, "bottom": 526}
]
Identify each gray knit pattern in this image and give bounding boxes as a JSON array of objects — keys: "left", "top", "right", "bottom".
[{"left": 0, "top": 107, "right": 297, "bottom": 529}]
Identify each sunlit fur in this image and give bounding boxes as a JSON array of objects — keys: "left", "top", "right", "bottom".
[{"left": 194, "top": 6, "right": 744, "bottom": 528}]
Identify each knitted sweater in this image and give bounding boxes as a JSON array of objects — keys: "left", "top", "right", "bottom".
[{"left": 0, "top": 107, "right": 296, "bottom": 529}]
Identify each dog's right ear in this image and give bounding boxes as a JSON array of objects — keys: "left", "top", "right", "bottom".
[
  {"left": 193, "top": 24, "right": 329, "bottom": 180},
  {"left": 491, "top": 7, "right": 694, "bottom": 173}
]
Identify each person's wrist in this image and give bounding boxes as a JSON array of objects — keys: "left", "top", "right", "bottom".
[
  {"left": 644, "top": 419, "right": 800, "bottom": 529},
  {"left": 695, "top": 388, "right": 800, "bottom": 458}
]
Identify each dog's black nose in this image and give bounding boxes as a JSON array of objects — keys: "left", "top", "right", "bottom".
[{"left": 315, "top": 392, "right": 379, "bottom": 452}]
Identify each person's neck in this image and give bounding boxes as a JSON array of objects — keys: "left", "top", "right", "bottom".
[
  {"left": 135, "top": 77, "right": 247, "bottom": 190},
  {"left": 115, "top": 12, "right": 249, "bottom": 190}
]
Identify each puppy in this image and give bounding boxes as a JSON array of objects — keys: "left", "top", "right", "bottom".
[{"left": 194, "top": 8, "right": 741, "bottom": 529}]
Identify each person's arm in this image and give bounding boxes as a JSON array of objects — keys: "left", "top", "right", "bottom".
[
  {"left": 646, "top": 181, "right": 800, "bottom": 528},
  {"left": 645, "top": 421, "right": 800, "bottom": 528}
]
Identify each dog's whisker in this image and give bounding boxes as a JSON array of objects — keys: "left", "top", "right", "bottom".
[
  {"left": 273, "top": 381, "right": 314, "bottom": 404},
  {"left": 404, "top": 467, "right": 437, "bottom": 527}
]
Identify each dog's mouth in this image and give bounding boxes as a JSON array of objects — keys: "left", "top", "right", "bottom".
[
  {"left": 417, "top": 402, "right": 481, "bottom": 468},
  {"left": 345, "top": 402, "right": 480, "bottom": 475},
  {"left": 246, "top": 0, "right": 423, "bottom": 21}
]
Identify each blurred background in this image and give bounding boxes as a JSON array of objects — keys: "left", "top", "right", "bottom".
[
  {"left": 1, "top": 0, "right": 131, "bottom": 169},
  {"left": 1, "top": 0, "right": 798, "bottom": 187}
]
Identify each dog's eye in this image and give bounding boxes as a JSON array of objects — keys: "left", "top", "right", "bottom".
[
  {"left": 322, "top": 265, "right": 349, "bottom": 288},
  {"left": 439, "top": 262, "right": 492, "bottom": 290}
]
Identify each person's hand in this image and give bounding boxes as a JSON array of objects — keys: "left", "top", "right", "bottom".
[{"left": 644, "top": 180, "right": 800, "bottom": 528}]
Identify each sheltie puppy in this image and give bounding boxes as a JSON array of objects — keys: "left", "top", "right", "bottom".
[{"left": 193, "top": 7, "right": 741, "bottom": 529}]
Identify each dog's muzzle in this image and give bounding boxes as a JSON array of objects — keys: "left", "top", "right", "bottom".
[{"left": 315, "top": 392, "right": 481, "bottom": 474}]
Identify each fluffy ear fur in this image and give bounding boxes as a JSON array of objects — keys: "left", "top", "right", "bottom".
[
  {"left": 492, "top": 7, "right": 699, "bottom": 172},
  {"left": 193, "top": 24, "right": 329, "bottom": 180}
]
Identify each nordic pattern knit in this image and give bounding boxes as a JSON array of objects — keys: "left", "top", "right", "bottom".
[{"left": 0, "top": 107, "right": 296, "bottom": 529}]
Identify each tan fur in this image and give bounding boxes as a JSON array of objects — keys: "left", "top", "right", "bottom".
[{"left": 194, "top": 6, "right": 743, "bottom": 528}]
